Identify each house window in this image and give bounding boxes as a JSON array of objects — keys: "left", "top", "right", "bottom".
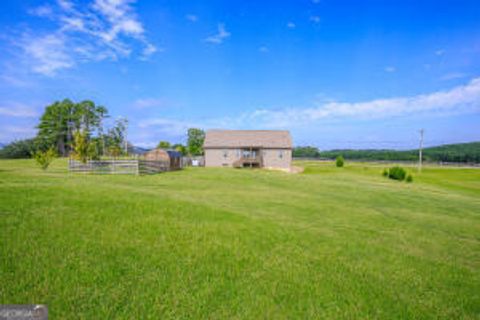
[
  {"left": 223, "top": 150, "right": 228, "bottom": 158},
  {"left": 236, "top": 149, "right": 241, "bottom": 158},
  {"left": 278, "top": 150, "right": 284, "bottom": 159},
  {"left": 242, "top": 149, "right": 257, "bottom": 158}
]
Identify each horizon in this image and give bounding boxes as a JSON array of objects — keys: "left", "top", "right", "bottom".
[{"left": 1, "top": 0, "right": 480, "bottom": 150}]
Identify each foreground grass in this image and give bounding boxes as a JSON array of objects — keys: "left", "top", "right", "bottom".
[{"left": 0, "top": 159, "right": 479, "bottom": 319}]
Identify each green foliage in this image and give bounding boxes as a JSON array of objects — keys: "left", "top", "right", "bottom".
[
  {"left": 0, "top": 139, "right": 39, "bottom": 159},
  {"left": 335, "top": 155, "right": 344, "bottom": 167},
  {"left": 172, "top": 143, "right": 187, "bottom": 155},
  {"left": 293, "top": 146, "right": 320, "bottom": 158},
  {"left": 108, "top": 146, "right": 122, "bottom": 157},
  {"left": 88, "top": 138, "right": 101, "bottom": 160},
  {"left": 387, "top": 166, "right": 407, "bottom": 181},
  {"left": 319, "top": 142, "right": 480, "bottom": 163},
  {"left": 157, "top": 141, "right": 171, "bottom": 149},
  {"left": 72, "top": 131, "right": 90, "bottom": 163},
  {"left": 382, "top": 168, "right": 389, "bottom": 177},
  {"left": 406, "top": 174, "right": 413, "bottom": 183},
  {"left": 1, "top": 160, "right": 479, "bottom": 318},
  {"left": 71, "top": 130, "right": 101, "bottom": 162},
  {"left": 37, "top": 99, "right": 108, "bottom": 156},
  {"left": 103, "top": 118, "right": 128, "bottom": 156},
  {"left": 187, "top": 128, "right": 205, "bottom": 156},
  {"left": 33, "top": 148, "right": 56, "bottom": 170}
]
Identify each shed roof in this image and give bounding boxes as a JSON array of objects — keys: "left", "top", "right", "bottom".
[{"left": 204, "top": 130, "right": 292, "bottom": 149}]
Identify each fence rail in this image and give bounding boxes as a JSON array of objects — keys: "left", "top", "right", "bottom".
[{"left": 69, "top": 159, "right": 172, "bottom": 175}]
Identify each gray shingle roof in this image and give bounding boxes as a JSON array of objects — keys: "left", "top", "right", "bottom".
[{"left": 204, "top": 130, "right": 292, "bottom": 149}]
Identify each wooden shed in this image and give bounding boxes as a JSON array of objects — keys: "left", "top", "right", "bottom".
[
  {"left": 143, "top": 149, "right": 170, "bottom": 162},
  {"left": 142, "top": 149, "right": 182, "bottom": 170}
]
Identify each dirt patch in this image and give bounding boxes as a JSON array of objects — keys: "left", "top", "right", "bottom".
[{"left": 289, "top": 166, "right": 304, "bottom": 174}]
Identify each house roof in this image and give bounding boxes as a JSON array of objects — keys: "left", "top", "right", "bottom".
[{"left": 203, "top": 130, "right": 292, "bottom": 149}]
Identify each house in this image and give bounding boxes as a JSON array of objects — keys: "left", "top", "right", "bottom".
[{"left": 203, "top": 130, "right": 292, "bottom": 169}]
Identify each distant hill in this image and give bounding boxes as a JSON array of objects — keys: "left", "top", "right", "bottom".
[
  {"left": 295, "top": 142, "right": 480, "bottom": 163},
  {"left": 128, "top": 145, "right": 150, "bottom": 155}
]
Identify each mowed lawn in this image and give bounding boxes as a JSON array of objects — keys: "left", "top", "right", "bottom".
[{"left": 0, "top": 159, "right": 479, "bottom": 319}]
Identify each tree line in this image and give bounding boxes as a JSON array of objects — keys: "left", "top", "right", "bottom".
[
  {"left": 293, "top": 142, "right": 480, "bottom": 163},
  {"left": 0, "top": 99, "right": 128, "bottom": 159},
  {"left": 0, "top": 98, "right": 206, "bottom": 159},
  {"left": 155, "top": 128, "right": 205, "bottom": 156}
]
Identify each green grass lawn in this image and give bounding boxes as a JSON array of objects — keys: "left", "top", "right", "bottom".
[{"left": 1, "top": 159, "right": 479, "bottom": 319}]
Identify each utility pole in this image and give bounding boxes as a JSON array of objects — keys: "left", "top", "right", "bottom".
[
  {"left": 124, "top": 120, "right": 128, "bottom": 156},
  {"left": 418, "top": 129, "right": 424, "bottom": 172}
]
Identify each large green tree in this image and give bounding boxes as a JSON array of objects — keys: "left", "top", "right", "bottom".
[
  {"left": 104, "top": 118, "right": 128, "bottom": 156},
  {"left": 157, "top": 141, "right": 171, "bottom": 149},
  {"left": 36, "top": 99, "right": 108, "bottom": 156},
  {"left": 172, "top": 143, "right": 187, "bottom": 155},
  {"left": 187, "top": 128, "right": 205, "bottom": 156}
]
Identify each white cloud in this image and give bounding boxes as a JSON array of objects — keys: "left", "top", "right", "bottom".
[
  {"left": 28, "top": 5, "right": 54, "bottom": 17},
  {"left": 141, "top": 43, "right": 158, "bottom": 58},
  {"left": 384, "top": 66, "right": 396, "bottom": 73},
  {"left": 136, "top": 77, "right": 480, "bottom": 137},
  {"left": 22, "top": 33, "right": 74, "bottom": 76},
  {"left": 57, "top": 0, "right": 73, "bottom": 11},
  {"left": 186, "top": 14, "right": 198, "bottom": 22},
  {"left": 246, "top": 77, "right": 480, "bottom": 128},
  {"left": 440, "top": 72, "right": 467, "bottom": 81},
  {"left": 259, "top": 46, "right": 269, "bottom": 53},
  {"left": 310, "top": 16, "right": 321, "bottom": 23},
  {"left": 133, "top": 98, "right": 166, "bottom": 109},
  {"left": 0, "top": 74, "right": 32, "bottom": 87},
  {"left": 205, "top": 23, "right": 230, "bottom": 44},
  {"left": 287, "top": 22, "right": 296, "bottom": 29},
  {"left": 136, "top": 118, "right": 198, "bottom": 146},
  {"left": 16, "top": 0, "right": 156, "bottom": 76},
  {"left": 435, "top": 49, "right": 445, "bottom": 56},
  {"left": 0, "top": 102, "right": 38, "bottom": 118},
  {"left": 0, "top": 125, "right": 37, "bottom": 143}
]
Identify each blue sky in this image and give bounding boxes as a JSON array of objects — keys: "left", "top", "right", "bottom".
[{"left": 1, "top": 0, "right": 479, "bottom": 149}]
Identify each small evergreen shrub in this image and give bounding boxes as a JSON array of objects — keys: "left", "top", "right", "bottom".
[
  {"left": 387, "top": 166, "right": 407, "bottom": 181},
  {"left": 406, "top": 174, "right": 413, "bottom": 183},
  {"left": 335, "top": 155, "right": 344, "bottom": 167}
]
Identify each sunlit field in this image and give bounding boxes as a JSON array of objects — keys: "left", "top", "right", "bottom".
[{"left": 1, "top": 159, "right": 479, "bottom": 319}]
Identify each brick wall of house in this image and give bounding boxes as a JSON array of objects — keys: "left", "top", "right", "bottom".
[
  {"left": 205, "top": 148, "right": 291, "bottom": 168},
  {"left": 262, "top": 149, "right": 291, "bottom": 169}
]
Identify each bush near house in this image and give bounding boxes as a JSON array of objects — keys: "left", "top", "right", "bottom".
[{"left": 385, "top": 166, "right": 407, "bottom": 181}]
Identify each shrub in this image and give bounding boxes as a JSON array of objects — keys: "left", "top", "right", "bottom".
[
  {"left": 406, "top": 174, "right": 413, "bottom": 183},
  {"left": 72, "top": 131, "right": 90, "bottom": 164},
  {"left": 335, "top": 155, "right": 344, "bottom": 167},
  {"left": 34, "top": 148, "right": 57, "bottom": 170},
  {"left": 387, "top": 166, "right": 407, "bottom": 181},
  {"left": 87, "top": 140, "right": 101, "bottom": 160},
  {"left": 382, "top": 169, "right": 388, "bottom": 177}
]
